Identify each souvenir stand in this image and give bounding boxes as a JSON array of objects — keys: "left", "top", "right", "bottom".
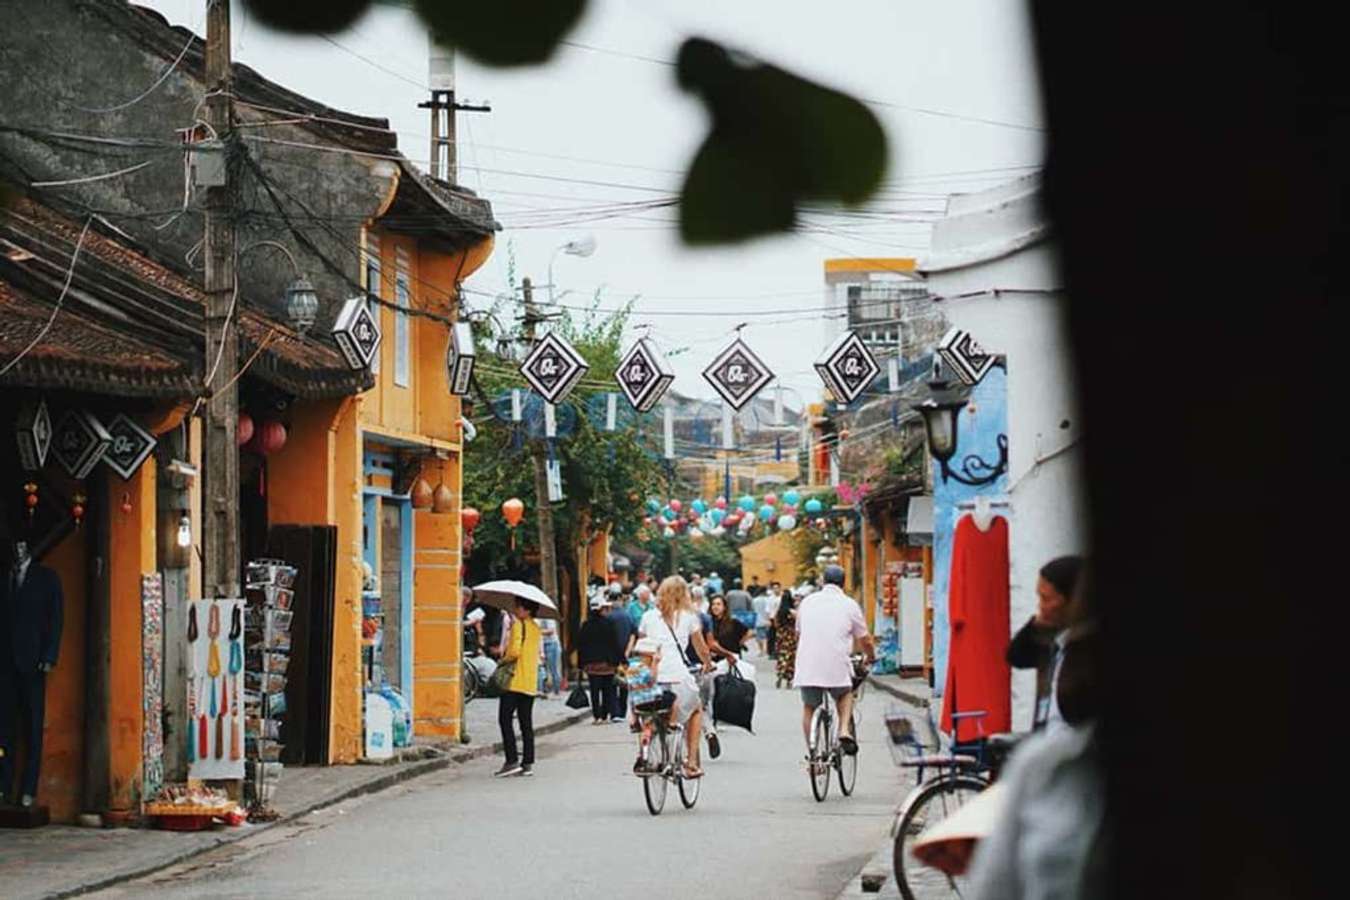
[{"left": 243, "top": 558, "right": 296, "bottom": 812}]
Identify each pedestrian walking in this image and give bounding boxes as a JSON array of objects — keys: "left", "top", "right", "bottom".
[
  {"left": 765, "top": 582, "right": 783, "bottom": 658},
  {"left": 495, "top": 598, "right": 542, "bottom": 777},
  {"left": 537, "top": 613, "right": 562, "bottom": 697},
  {"left": 752, "top": 588, "right": 774, "bottom": 655},
  {"left": 725, "top": 581, "right": 756, "bottom": 643},
  {"left": 578, "top": 594, "right": 622, "bottom": 723},
  {"left": 606, "top": 583, "right": 636, "bottom": 721},
  {"left": 774, "top": 589, "right": 800, "bottom": 688}
]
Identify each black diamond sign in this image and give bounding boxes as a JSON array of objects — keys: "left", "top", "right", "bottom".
[
  {"left": 702, "top": 338, "right": 774, "bottom": 411},
  {"left": 446, "top": 321, "right": 476, "bottom": 396},
  {"left": 103, "top": 414, "right": 157, "bottom": 480},
  {"left": 815, "top": 331, "right": 880, "bottom": 405},
  {"left": 519, "top": 332, "right": 589, "bottom": 404},
  {"left": 51, "top": 410, "right": 112, "bottom": 479},
  {"left": 16, "top": 399, "right": 52, "bottom": 471},
  {"left": 333, "top": 296, "right": 382, "bottom": 370},
  {"left": 615, "top": 338, "right": 675, "bottom": 412},
  {"left": 937, "top": 327, "right": 996, "bottom": 386}
]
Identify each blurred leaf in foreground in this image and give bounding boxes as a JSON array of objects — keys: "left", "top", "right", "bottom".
[{"left": 413, "top": 0, "right": 587, "bottom": 67}]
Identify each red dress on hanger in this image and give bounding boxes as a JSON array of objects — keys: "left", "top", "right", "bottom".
[{"left": 941, "top": 514, "right": 1012, "bottom": 743}]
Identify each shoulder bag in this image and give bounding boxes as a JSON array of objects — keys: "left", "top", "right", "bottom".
[{"left": 490, "top": 620, "right": 527, "bottom": 693}]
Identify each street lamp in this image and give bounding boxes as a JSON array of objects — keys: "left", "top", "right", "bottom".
[
  {"left": 240, "top": 240, "right": 319, "bottom": 335},
  {"left": 548, "top": 234, "right": 598, "bottom": 305},
  {"left": 913, "top": 378, "right": 1008, "bottom": 487}
]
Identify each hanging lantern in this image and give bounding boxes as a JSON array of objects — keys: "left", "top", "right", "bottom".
[
  {"left": 738, "top": 495, "right": 755, "bottom": 512},
  {"left": 252, "top": 420, "right": 287, "bottom": 455},
  {"left": 461, "top": 506, "right": 481, "bottom": 532},
  {"left": 502, "top": 497, "right": 525, "bottom": 549},
  {"left": 120, "top": 491, "right": 133, "bottom": 514},
  {"left": 411, "top": 478, "right": 434, "bottom": 510},
  {"left": 714, "top": 496, "right": 728, "bottom": 510},
  {"left": 71, "top": 489, "right": 87, "bottom": 528},
  {"left": 670, "top": 499, "right": 683, "bottom": 513},
  {"left": 783, "top": 489, "right": 801, "bottom": 508},
  {"left": 237, "top": 413, "right": 255, "bottom": 447},
  {"left": 646, "top": 498, "right": 661, "bottom": 514},
  {"left": 778, "top": 514, "right": 798, "bottom": 531},
  {"left": 432, "top": 482, "right": 454, "bottom": 514},
  {"left": 23, "top": 481, "right": 39, "bottom": 521},
  {"left": 691, "top": 499, "right": 707, "bottom": 515},
  {"left": 805, "top": 498, "right": 824, "bottom": 515},
  {"left": 759, "top": 504, "right": 775, "bottom": 522},
  {"left": 764, "top": 493, "right": 778, "bottom": 507}
]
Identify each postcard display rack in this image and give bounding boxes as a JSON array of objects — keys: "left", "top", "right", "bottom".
[{"left": 244, "top": 559, "right": 296, "bottom": 804}]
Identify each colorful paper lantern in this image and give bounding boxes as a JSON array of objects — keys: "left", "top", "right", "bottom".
[
  {"left": 778, "top": 514, "right": 798, "bottom": 530},
  {"left": 691, "top": 499, "right": 707, "bottom": 515},
  {"left": 805, "top": 498, "right": 824, "bottom": 514},
  {"left": 714, "top": 496, "right": 728, "bottom": 510},
  {"left": 646, "top": 498, "right": 661, "bottom": 514},
  {"left": 236, "top": 413, "right": 255, "bottom": 448},
  {"left": 710, "top": 509, "right": 725, "bottom": 525},
  {"left": 502, "top": 498, "right": 525, "bottom": 527},
  {"left": 759, "top": 504, "right": 775, "bottom": 522},
  {"left": 783, "top": 489, "right": 801, "bottom": 507},
  {"left": 764, "top": 492, "right": 779, "bottom": 507},
  {"left": 738, "top": 495, "right": 755, "bottom": 512},
  {"left": 254, "top": 420, "right": 287, "bottom": 455},
  {"left": 670, "top": 499, "right": 683, "bottom": 513},
  {"left": 461, "top": 507, "right": 481, "bottom": 532}
]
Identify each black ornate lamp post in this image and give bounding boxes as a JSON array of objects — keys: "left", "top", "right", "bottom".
[{"left": 913, "top": 378, "right": 1008, "bottom": 487}]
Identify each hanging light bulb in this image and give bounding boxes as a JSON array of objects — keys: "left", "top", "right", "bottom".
[{"left": 176, "top": 515, "right": 192, "bottom": 549}]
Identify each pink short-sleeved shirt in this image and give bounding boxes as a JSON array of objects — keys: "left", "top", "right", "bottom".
[{"left": 792, "top": 585, "right": 869, "bottom": 689}]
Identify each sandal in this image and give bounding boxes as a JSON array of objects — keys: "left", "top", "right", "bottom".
[{"left": 681, "top": 765, "right": 704, "bottom": 779}]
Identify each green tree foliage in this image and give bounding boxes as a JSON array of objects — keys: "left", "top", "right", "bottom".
[{"left": 461, "top": 294, "right": 669, "bottom": 580}]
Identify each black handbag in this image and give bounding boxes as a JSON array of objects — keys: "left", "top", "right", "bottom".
[
  {"left": 565, "top": 684, "right": 590, "bottom": 709},
  {"left": 713, "top": 664, "right": 756, "bottom": 733}
]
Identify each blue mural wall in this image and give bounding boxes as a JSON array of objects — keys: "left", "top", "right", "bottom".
[{"left": 931, "top": 366, "right": 1009, "bottom": 710}]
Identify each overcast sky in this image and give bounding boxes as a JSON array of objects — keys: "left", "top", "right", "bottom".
[{"left": 143, "top": 0, "right": 1045, "bottom": 401}]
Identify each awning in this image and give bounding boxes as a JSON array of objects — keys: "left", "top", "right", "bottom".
[{"left": 906, "top": 496, "right": 934, "bottom": 536}]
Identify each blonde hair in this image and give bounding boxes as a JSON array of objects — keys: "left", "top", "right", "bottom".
[{"left": 656, "top": 575, "right": 690, "bottom": 620}]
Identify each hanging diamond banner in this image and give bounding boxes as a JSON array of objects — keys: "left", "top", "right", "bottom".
[
  {"left": 615, "top": 337, "right": 675, "bottom": 412},
  {"left": 937, "top": 326, "right": 996, "bottom": 386},
  {"left": 103, "top": 414, "right": 158, "bottom": 480},
  {"left": 332, "top": 296, "right": 382, "bottom": 370},
  {"left": 446, "top": 321, "right": 476, "bottom": 396},
  {"left": 519, "top": 331, "right": 589, "bottom": 404},
  {"left": 815, "top": 331, "right": 881, "bottom": 405},
  {"left": 702, "top": 337, "right": 774, "bottom": 411},
  {"left": 52, "top": 410, "right": 112, "bottom": 479},
  {"left": 16, "top": 399, "right": 53, "bottom": 471}
]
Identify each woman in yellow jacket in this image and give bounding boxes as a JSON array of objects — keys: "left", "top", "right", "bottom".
[{"left": 495, "top": 599, "right": 542, "bottom": 777}]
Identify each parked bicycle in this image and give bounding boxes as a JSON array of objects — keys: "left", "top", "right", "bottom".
[
  {"left": 805, "top": 653, "right": 870, "bottom": 802},
  {"left": 461, "top": 625, "right": 496, "bottom": 703},
  {"left": 635, "top": 688, "right": 701, "bottom": 816},
  {"left": 885, "top": 704, "right": 1022, "bottom": 900}
]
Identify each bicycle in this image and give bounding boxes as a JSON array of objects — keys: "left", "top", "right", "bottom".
[
  {"left": 634, "top": 690, "right": 701, "bottom": 816},
  {"left": 885, "top": 705, "right": 1022, "bottom": 900},
  {"left": 805, "top": 654, "right": 870, "bottom": 802}
]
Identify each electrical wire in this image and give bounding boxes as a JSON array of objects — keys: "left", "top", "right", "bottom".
[
  {"left": 73, "top": 31, "right": 197, "bottom": 114},
  {"left": 0, "top": 216, "right": 93, "bottom": 377},
  {"left": 29, "top": 159, "right": 158, "bottom": 188}
]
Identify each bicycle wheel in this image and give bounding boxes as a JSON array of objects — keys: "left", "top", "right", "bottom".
[
  {"left": 462, "top": 658, "right": 479, "bottom": 703},
  {"left": 837, "top": 714, "right": 859, "bottom": 796},
  {"left": 893, "top": 775, "right": 988, "bottom": 900},
  {"left": 809, "top": 708, "right": 832, "bottom": 802},
  {"left": 677, "top": 732, "right": 701, "bottom": 809},
  {"left": 643, "top": 730, "right": 669, "bottom": 816}
]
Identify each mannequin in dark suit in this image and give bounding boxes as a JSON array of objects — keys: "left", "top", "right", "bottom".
[{"left": 0, "top": 540, "right": 64, "bottom": 807}]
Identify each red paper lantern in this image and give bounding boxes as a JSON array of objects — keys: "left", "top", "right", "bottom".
[
  {"left": 669, "top": 499, "right": 683, "bottom": 513},
  {"left": 714, "top": 496, "right": 727, "bottom": 510},
  {"left": 237, "top": 413, "right": 255, "bottom": 447},
  {"left": 764, "top": 493, "right": 778, "bottom": 507},
  {"left": 501, "top": 498, "right": 525, "bottom": 527},
  {"left": 461, "top": 506, "right": 481, "bottom": 532},
  {"left": 255, "top": 420, "right": 287, "bottom": 455}
]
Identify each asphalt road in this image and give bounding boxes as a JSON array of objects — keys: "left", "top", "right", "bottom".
[{"left": 91, "top": 660, "right": 907, "bottom": 900}]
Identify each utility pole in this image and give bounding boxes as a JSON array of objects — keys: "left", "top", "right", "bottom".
[
  {"left": 520, "top": 277, "right": 559, "bottom": 607},
  {"left": 420, "top": 44, "right": 491, "bottom": 184},
  {"left": 203, "top": 0, "right": 239, "bottom": 600}
]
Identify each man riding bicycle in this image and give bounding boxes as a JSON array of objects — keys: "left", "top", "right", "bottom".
[{"left": 793, "top": 564, "right": 874, "bottom": 756}]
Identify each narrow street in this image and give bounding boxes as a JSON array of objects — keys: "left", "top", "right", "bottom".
[{"left": 89, "top": 666, "right": 906, "bottom": 900}]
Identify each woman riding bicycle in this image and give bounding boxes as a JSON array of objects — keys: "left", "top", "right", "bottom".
[{"left": 638, "top": 575, "right": 713, "bottom": 779}]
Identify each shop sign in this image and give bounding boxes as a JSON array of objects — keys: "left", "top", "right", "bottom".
[
  {"left": 103, "top": 414, "right": 157, "bottom": 480},
  {"left": 333, "top": 296, "right": 382, "bottom": 370},
  {"left": 519, "top": 331, "right": 589, "bottom": 404},
  {"left": 937, "top": 326, "right": 996, "bottom": 386},
  {"left": 815, "top": 331, "right": 880, "bottom": 405},
  {"left": 615, "top": 337, "right": 675, "bottom": 412},
  {"left": 51, "top": 410, "right": 112, "bottom": 479},
  {"left": 702, "top": 337, "right": 774, "bottom": 411},
  {"left": 446, "top": 321, "right": 476, "bottom": 396},
  {"left": 16, "top": 399, "right": 52, "bottom": 471}
]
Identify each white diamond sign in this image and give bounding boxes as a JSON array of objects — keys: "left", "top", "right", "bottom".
[
  {"left": 937, "top": 327, "right": 996, "bottom": 386},
  {"left": 446, "top": 321, "right": 476, "bottom": 396},
  {"left": 52, "top": 410, "right": 112, "bottom": 479},
  {"left": 333, "top": 296, "right": 382, "bottom": 370},
  {"left": 16, "top": 399, "right": 52, "bottom": 471},
  {"left": 814, "top": 331, "right": 880, "bottom": 405},
  {"left": 702, "top": 338, "right": 773, "bottom": 411},
  {"left": 615, "top": 338, "right": 675, "bottom": 412},
  {"left": 519, "top": 331, "right": 589, "bottom": 404},
  {"left": 103, "top": 414, "right": 157, "bottom": 480}
]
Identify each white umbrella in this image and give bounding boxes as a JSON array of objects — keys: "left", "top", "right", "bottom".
[{"left": 470, "top": 580, "right": 560, "bottom": 619}]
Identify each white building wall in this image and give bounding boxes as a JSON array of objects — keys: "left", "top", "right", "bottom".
[{"left": 921, "top": 177, "right": 1090, "bottom": 729}]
